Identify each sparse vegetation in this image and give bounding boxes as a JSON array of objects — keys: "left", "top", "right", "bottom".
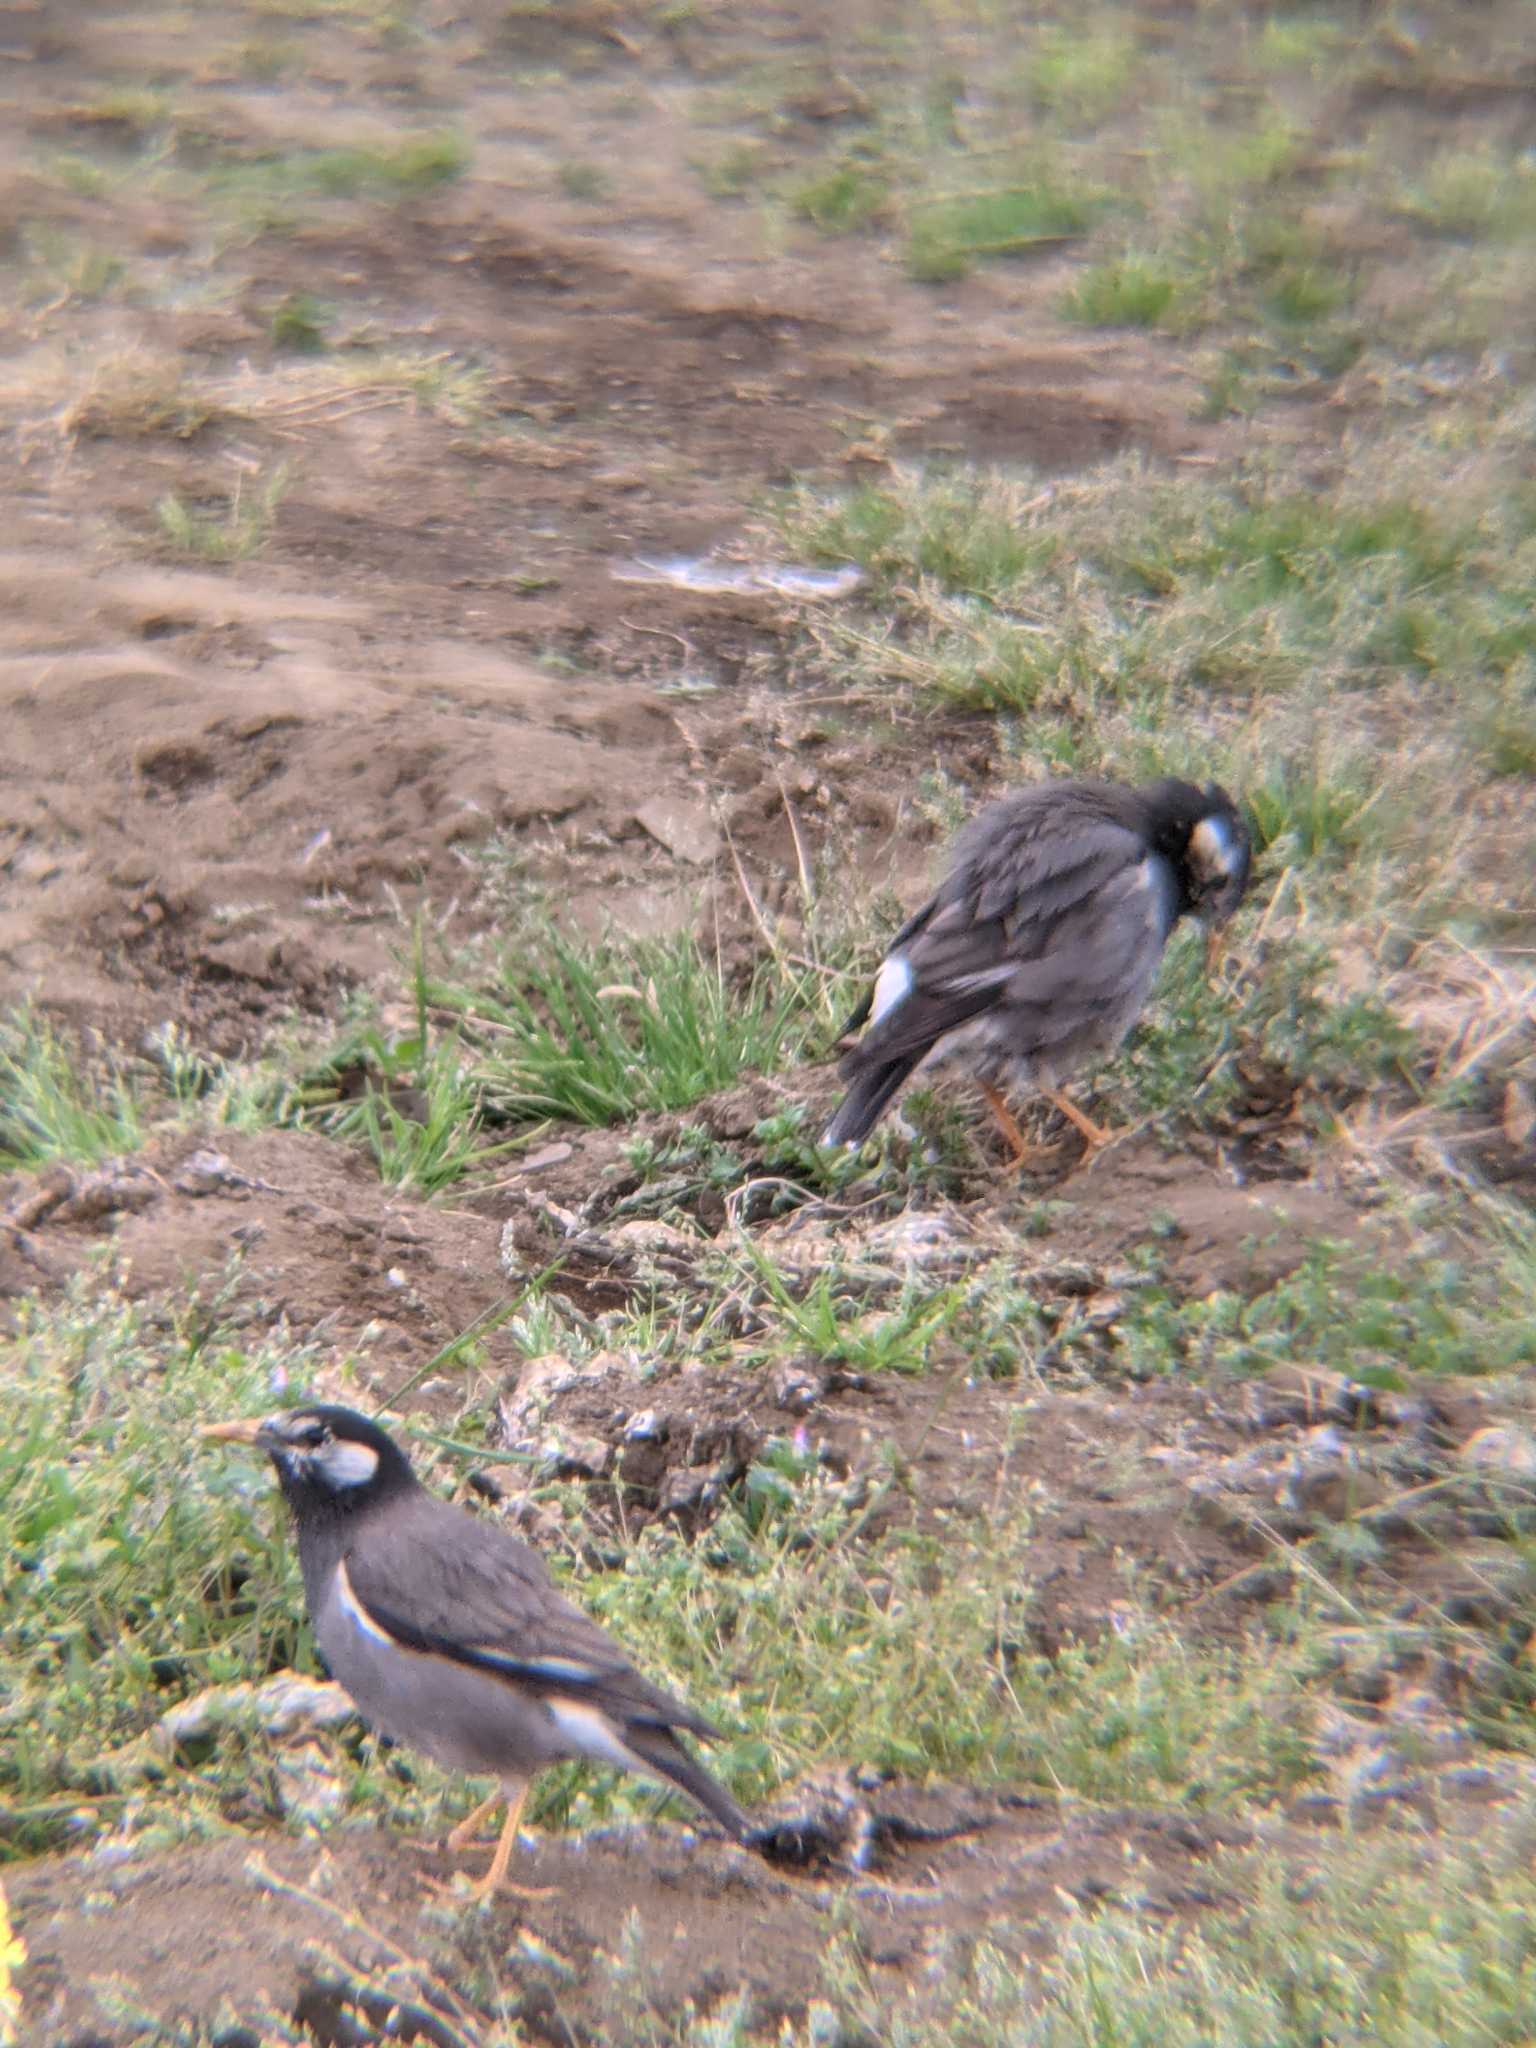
[
  {"left": 790, "top": 153, "right": 891, "bottom": 234},
  {"left": 906, "top": 179, "right": 1099, "bottom": 283},
  {"left": 0, "top": 1276, "right": 1319, "bottom": 1859},
  {"left": 154, "top": 462, "right": 290, "bottom": 562},
  {"left": 4, "top": 0, "right": 1536, "bottom": 2036},
  {"left": 430, "top": 924, "right": 835, "bottom": 1128},
  {"left": 268, "top": 291, "right": 329, "bottom": 352},
  {"left": 0, "top": 1011, "right": 146, "bottom": 1169},
  {"left": 1060, "top": 252, "right": 1196, "bottom": 332},
  {"left": 907, "top": 1832, "right": 1536, "bottom": 2048}
]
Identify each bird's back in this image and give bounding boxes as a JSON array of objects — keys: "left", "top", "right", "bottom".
[{"left": 824, "top": 780, "right": 1181, "bottom": 1145}]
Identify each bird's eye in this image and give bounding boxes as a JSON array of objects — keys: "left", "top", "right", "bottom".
[{"left": 294, "top": 1419, "right": 330, "bottom": 1448}]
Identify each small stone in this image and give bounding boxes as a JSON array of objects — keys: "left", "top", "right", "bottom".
[
  {"left": 1502, "top": 1077, "right": 1535, "bottom": 1152},
  {"left": 540, "top": 1432, "right": 613, "bottom": 1479},
  {"left": 607, "top": 1218, "right": 699, "bottom": 1258},
  {"left": 633, "top": 795, "right": 721, "bottom": 866},
  {"left": 500, "top": 1351, "right": 614, "bottom": 1431},
  {"left": 1249, "top": 1363, "right": 1380, "bottom": 1430},
  {"left": 658, "top": 1466, "right": 716, "bottom": 1515},
  {"left": 1282, "top": 1447, "right": 1390, "bottom": 1520},
  {"left": 772, "top": 1365, "right": 822, "bottom": 1414},
  {"left": 1353, "top": 1780, "right": 1424, "bottom": 1813},
  {"left": 273, "top": 1740, "right": 347, "bottom": 1824},
  {"left": 1287, "top": 1791, "right": 1341, "bottom": 1825},
  {"left": 154, "top": 1673, "right": 353, "bottom": 1752},
  {"left": 1229, "top": 1566, "right": 1293, "bottom": 1603},
  {"left": 1458, "top": 1425, "right": 1536, "bottom": 1478},
  {"left": 201, "top": 934, "right": 281, "bottom": 984},
  {"left": 518, "top": 1142, "right": 574, "bottom": 1174}
]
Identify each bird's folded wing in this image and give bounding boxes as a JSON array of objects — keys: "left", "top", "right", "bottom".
[
  {"left": 343, "top": 1493, "right": 719, "bottom": 1737},
  {"left": 849, "top": 834, "right": 1161, "bottom": 1069},
  {"left": 964, "top": 810, "right": 1144, "bottom": 932},
  {"left": 838, "top": 912, "right": 1014, "bottom": 1068},
  {"left": 835, "top": 894, "right": 939, "bottom": 1040}
]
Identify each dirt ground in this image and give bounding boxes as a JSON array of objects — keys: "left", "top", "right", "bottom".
[
  {"left": 3, "top": 3, "right": 1532, "bottom": 2043},
  {"left": 0, "top": 0, "right": 1269, "bottom": 1053}
]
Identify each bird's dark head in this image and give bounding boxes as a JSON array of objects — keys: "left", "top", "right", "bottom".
[
  {"left": 201, "top": 1403, "right": 418, "bottom": 1520},
  {"left": 1142, "top": 778, "right": 1252, "bottom": 926}
]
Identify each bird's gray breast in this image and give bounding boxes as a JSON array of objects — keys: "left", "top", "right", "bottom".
[{"left": 311, "top": 1555, "right": 567, "bottom": 1779}]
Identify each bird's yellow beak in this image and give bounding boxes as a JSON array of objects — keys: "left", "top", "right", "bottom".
[
  {"left": 1203, "top": 925, "right": 1227, "bottom": 977},
  {"left": 199, "top": 1417, "right": 265, "bottom": 1445}
]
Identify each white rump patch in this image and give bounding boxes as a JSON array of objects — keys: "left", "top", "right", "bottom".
[
  {"left": 334, "top": 1558, "right": 395, "bottom": 1647},
  {"left": 316, "top": 1438, "right": 381, "bottom": 1490},
  {"left": 545, "top": 1696, "right": 646, "bottom": 1771},
  {"left": 870, "top": 952, "right": 913, "bottom": 1025}
]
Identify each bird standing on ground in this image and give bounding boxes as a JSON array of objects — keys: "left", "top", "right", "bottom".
[
  {"left": 823, "top": 775, "right": 1252, "bottom": 1162},
  {"left": 201, "top": 1404, "right": 748, "bottom": 1898}
]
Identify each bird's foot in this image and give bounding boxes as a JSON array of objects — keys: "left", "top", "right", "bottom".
[
  {"left": 445, "top": 1790, "right": 500, "bottom": 1856},
  {"left": 1043, "top": 1088, "right": 1116, "bottom": 1151},
  {"left": 432, "top": 1782, "right": 553, "bottom": 1904},
  {"left": 978, "top": 1081, "right": 1062, "bottom": 1171}
]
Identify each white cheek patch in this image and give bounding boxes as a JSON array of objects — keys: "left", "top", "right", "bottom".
[
  {"left": 545, "top": 1696, "right": 645, "bottom": 1771},
  {"left": 335, "top": 1559, "right": 395, "bottom": 1648},
  {"left": 317, "top": 1439, "right": 381, "bottom": 1490},
  {"left": 870, "top": 952, "right": 913, "bottom": 1025},
  {"left": 1190, "top": 814, "right": 1238, "bottom": 879}
]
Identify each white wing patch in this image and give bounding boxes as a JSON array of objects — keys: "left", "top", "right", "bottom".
[
  {"left": 545, "top": 1696, "right": 647, "bottom": 1771},
  {"left": 335, "top": 1558, "right": 395, "bottom": 1648},
  {"left": 870, "top": 952, "right": 913, "bottom": 1024}
]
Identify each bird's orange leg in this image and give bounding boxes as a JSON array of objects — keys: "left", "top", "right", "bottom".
[
  {"left": 434, "top": 1780, "right": 554, "bottom": 1903},
  {"left": 470, "top": 1781, "right": 536, "bottom": 1900},
  {"left": 445, "top": 1788, "right": 500, "bottom": 1855},
  {"left": 979, "top": 1080, "right": 1060, "bottom": 1169},
  {"left": 1042, "top": 1087, "right": 1116, "bottom": 1151}
]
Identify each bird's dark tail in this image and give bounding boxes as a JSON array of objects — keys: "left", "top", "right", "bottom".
[
  {"left": 822, "top": 1052, "right": 924, "bottom": 1149},
  {"left": 627, "top": 1724, "right": 750, "bottom": 1840}
]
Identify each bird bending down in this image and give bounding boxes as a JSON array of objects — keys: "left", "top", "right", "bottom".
[
  {"left": 823, "top": 776, "right": 1252, "bottom": 1163},
  {"left": 200, "top": 1405, "right": 748, "bottom": 1898}
]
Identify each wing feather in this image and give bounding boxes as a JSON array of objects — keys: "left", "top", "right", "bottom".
[
  {"left": 343, "top": 1492, "right": 720, "bottom": 1739},
  {"left": 842, "top": 799, "right": 1149, "bottom": 1070}
]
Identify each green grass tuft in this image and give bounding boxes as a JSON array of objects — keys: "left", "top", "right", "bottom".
[
  {"left": 1060, "top": 252, "right": 1197, "bottom": 331},
  {"left": 431, "top": 925, "right": 825, "bottom": 1128},
  {"left": 906, "top": 181, "right": 1099, "bottom": 283},
  {"left": 155, "top": 464, "right": 289, "bottom": 563},
  {"left": 790, "top": 153, "right": 891, "bottom": 234},
  {"left": 268, "top": 290, "right": 329, "bottom": 351},
  {"left": 0, "top": 1010, "right": 146, "bottom": 1169}
]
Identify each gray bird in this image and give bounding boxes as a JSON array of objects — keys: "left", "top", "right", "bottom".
[
  {"left": 824, "top": 776, "right": 1252, "bottom": 1160},
  {"left": 201, "top": 1404, "right": 748, "bottom": 1897}
]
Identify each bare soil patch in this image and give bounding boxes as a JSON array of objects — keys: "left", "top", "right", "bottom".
[
  {"left": 15, "top": 1795, "right": 1256, "bottom": 2047},
  {"left": 4, "top": 0, "right": 1531, "bottom": 2039}
]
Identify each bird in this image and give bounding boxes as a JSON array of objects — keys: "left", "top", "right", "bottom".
[
  {"left": 823, "top": 775, "right": 1252, "bottom": 1162},
  {"left": 200, "top": 1403, "right": 748, "bottom": 1898}
]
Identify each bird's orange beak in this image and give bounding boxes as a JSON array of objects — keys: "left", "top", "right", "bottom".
[
  {"left": 1204, "top": 925, "right": 1227, "bottom": 977},
  {"left": 198, "top": 1418, "right": 265, "bottom": 1445}
]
